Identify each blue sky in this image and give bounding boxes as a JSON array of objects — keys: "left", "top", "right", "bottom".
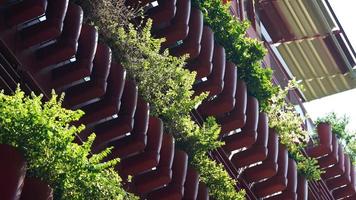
[{"left": 304, "top": 0, "right": 356, "bottom": 130}]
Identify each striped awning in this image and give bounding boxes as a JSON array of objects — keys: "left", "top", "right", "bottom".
[{"left": 257, "top": 0, "right": 356, "bottom": 101}]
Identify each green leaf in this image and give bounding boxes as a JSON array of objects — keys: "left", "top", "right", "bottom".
[{"left": 0, "top": 87, "right": 136, "bottom": 200}]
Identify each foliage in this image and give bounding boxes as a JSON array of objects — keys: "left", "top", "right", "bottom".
[
  {"left": 176, "top": 117, "right": 223, "bottom": 161},
  {"left": 346, "top": 140, "right": 356, "bottom": 165},
  {"left": 177, "top": 117, "right": 245, "bottom": 200},
  {"left": 71, "top": 0, "right": 143, "bottom": 63},
  {"left": 71, "top": 0, "right": 142, "bottom": 28},
  {"left": 0, "top": 88, "right": 137, "bottom": 200},
  {"left": 266, "top": 80, "right": 309, "bottom": 146},
  {"left": 75, "top": 0, "right": 206, "bottom": 122},
  {"left": 111, "top": 22, "right": 245, "bottom": 200},
  {"left": 316, "top": 112, "right": 356, "bottom": 164},
  {"left": 292, "top": 149, "right": 323, "bottom": 180},
  {"left": 316, "top": 112, "right": 354, "bottom": 143},
  {"left": 193, "top": 0, "right": 278, "bottom": 110},
  {"left": 192, "top": 153, "right": 246, "bottom": 200},
  {"left": 112, "top": 22, "right": 205, "bottom": 120},
  {"left": 266, "top": 80, "right": 323, "bottom": 180},
  {"left": 74, "top": 1, "right": 245, "bottom": 199}
]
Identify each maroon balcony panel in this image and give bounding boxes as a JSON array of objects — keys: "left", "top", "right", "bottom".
[
  {"left": 117, "top": 116, "right": 163, "bottom": 177},
  {"left": 130, "top": 133, "right": 175, "bottom": 195},
  {"left": 193, "top": 43, "right": 226, "bottom": 99},
  {"left": 0, "top": 144, "right": 27, "bottom": 200},
  {"left": 241, "top": 128, "right": 279, "bottom": 184},
  {"left": 74, "top": 63, "right": 126, "bottom": 126},
  {"left": 170, "top": 7, "right": 203, "bottom": 61},
  {"left": 197, "top": 61, "right": 237, "bottom": 118},
  {"left": 6, "top": 0, "right": 47, "bottom": 27},
  {"left": 62, "top": 43, "right": 111, "bottom": 109},
  {"left": 154, "top": 0, "right": 190, "bottom": 48},
  {"left": 146, "top": 150, "right": 188, "bottom": 200},
  {"left": 20, "top": 0, "right": 69, "bottom": 49},
  {"left": 297, "top": 174, "right": 308, "bottom": 200},
  {"left": 306, "top": 123, "right": 332, "bottom": 158},
  {"left": 252, "top": 145, "right": 289, "bottom": 198},
  {"left": 107, "top": 97, "right": 149, "bottom": 159},
  {"left": 87, "top": 79, "right": 138, "bottom": 152},
  {"left": 317, "top": 134, "right": 339, "bottom": 169},
  {"left": 197, "top": 182, "right": 209, "bottom": 200},
  {"left": 222, "top": 96, "right": 259, "bottom": 153},
  {"left": 322, "top": 144, "right": 345, "bottom": 180},
  {"left": 182, "top": 167, "right": 199, "bottom": 200},
  {"left": 326, "top": 154, "right": 351, "bottom": 190},
  {"left": 266, "top": 159, "right": 297, "bottom": 200},
  {"left": 231, "top": 112, "right": 268, "bottom": 168},
  {"left": 186, "top": 26, "right": 214, "bottom": 80},
  {"left": 51, "top": 24, "right": 98, "bottom": 89},
  {"left": 147, "top": 0, "right": 177, "bottom": 31},
  {"left": 217, "top": 80, "right": 247, "bottom": 135},
  {"left": 332, "top": 165, "right": 355, "bottom": 199},
  {"left": 20, "top": 178, "right": 53, "bottom": 200},
  {"left": 33, "top": 4, "right": 83, "bottom": 70}
]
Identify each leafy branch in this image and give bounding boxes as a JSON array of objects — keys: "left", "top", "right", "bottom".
[
  {"left": 0, "top": 88, "right": 137, "bottom": 200},
  {"left": 193, "top": 0, "right": 278, "bottom": 110},
  {"left": 265, "top": 80, "right": 323, "bottom": 180}
]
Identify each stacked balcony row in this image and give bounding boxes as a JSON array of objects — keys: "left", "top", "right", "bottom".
[
  {"left": 307, "top": 123, "right": 356, "bottom": 200},
  {"left": 0, "top": 0, "right": 215, "bottom": 199},
  {"left": 133, "top": 0, "right": 332, "bottom": 199},
  {"left": 0, "top": 0, "right": 312, "bottom": 199},
  {"left": 0, "top": 0, "right": 346, "bottom": 199},
  {"left": 111, "top": 0, "right": 351, "bottom": 199}
]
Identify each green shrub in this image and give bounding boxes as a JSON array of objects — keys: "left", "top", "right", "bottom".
[
  {"left": 176, "top": 117, "right": 223, "bottom": 158},
  {"left": 70, "top": 0, "right": 143, "bottom": 63},
  {"left": 0, "top": 88, "right": 137, "bottom": 200},
  {"left": 266, "top": 80, "right": 323, "bottom": 180},
  {"left": 192, "top": 153, "right": 245, "bottom": 200},
  {"left": 193, "top": 0, "right": 278, "bottom": 110},
  {"left": 112, "top": 22, "right": 206, "bottom": 119},
  {"left": 73, "top": 1, "right": 245, "bottom": 199},
  {"left": 177, "top": 117, "right": 245, "bottom": 200},
  {"left": 107, "top": 20, "right": 246, "bottom": 200},
  {"left": 195, "top": 0, "right": 322, "bottom": 179},
  {"left": 346, "top": 140, "right": 356, "bottom": 165},
  {"left": 316, "top": 112, "right": 354, "bottom": 142},
  {"left": 71, "top": 0, "right": 142, "bottom": 28},
  {"left": 293, "top": 153, "right": 323, "bottom": 180},
  {"left": 316, "top": 113, "right": 356, "bottom": 165}
]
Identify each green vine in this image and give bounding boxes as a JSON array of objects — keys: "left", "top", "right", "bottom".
[{"left": 193, "top": 0, "right": 278, "bottom": 110}]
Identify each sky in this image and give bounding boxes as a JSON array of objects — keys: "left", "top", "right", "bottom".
[{"left": 303, "top": 0, "right": 356, "bottom": 130}]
